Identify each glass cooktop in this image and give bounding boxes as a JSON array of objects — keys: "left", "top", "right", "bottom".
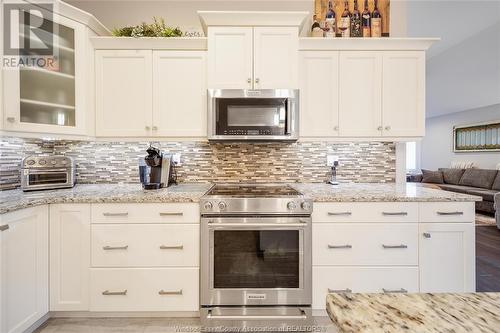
[{"left": 205, "top": 184, "right": 303, "bottom": 197}]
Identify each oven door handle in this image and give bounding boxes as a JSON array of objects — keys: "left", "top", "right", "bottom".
[
  {"left": 25, "top": 168, "right": 70, "bottom": 173},
  {"left": 207, "top": 222, "right": 307, "bottom": 228},
  {"left": 206, "top": 309, "right": 307, "bottom": 320}
]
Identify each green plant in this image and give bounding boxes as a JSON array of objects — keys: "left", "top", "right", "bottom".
[{"left": 111, "top": 17, "right": 183, "bottom": 37}]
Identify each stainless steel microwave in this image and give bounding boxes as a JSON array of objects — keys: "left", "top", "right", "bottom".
[{"left": 208, "top": 89, "right": 299, "bottom": 141}]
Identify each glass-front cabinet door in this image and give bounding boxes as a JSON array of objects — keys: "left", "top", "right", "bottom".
[{"left": 3, "top": 5, "right": 86, "bottom": 135}]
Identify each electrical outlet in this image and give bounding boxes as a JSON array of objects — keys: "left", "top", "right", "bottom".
[
  {"left": 327, "top": 155, "right": 339, "bottom": 167},
  {"left": 172, "top": 153, "right": 181, "bottom": 166}
]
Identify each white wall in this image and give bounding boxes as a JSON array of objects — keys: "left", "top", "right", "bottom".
[{"left": 420, "top": 104, "right": 500, "bottom": 170}]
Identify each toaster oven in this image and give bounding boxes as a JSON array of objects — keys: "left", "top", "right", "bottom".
[{"left": 21, "top": 156, "right": 75, "bottom": 191}]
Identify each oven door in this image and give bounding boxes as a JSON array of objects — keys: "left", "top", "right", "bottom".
[
  {"left": 21, "top": 168, "right": 72, "bottom": 190},
  {"left": 201, "top": 216, "right": 311, "bottom": 306},
  {"left": 208, "top": 89, "right": 299, "bottom": 141}
]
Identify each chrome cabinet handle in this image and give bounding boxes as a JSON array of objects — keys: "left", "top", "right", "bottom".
[
  {"left": 423, "top": 233, "right": 431, "bottom": 239},
  {"left": 159, "top": 245, "right": 184, "bottom": 250},
  {"left": 333, "top": 126, "right": 339, "bottom": 131},
  {"left": 159, "top": 289, "right": 183, "bottom": 295},
  {"left": 152, "top": 126, "right": 158, "bottom": 130},
  {"left": 385, "top": 126, "right": 391, "bottom": 131},
  {"left": 377, "top": 126, "right": 383, "bottom": 131},
  {"left": 437, "top": 211, "right": 463, "bottom": 216},
  {"left": 103, "top": 212, "right": 128, "bottom": 217},
  {"left": 328, "top": 288, "right": 352, "bottom": 293},
  {"left": 328, "top": 244, "right": 352, "bottom": 249},
  {"left": 382, "top": 244, "right": 408, "bottom": 249},
  {"left": 382, "top": 288, "right": 407, "bottom": 293},
  {"left": 255, "top": 78, "right": 260, "bottom": 84},
  {"left": 159, "top": 212, "right": 183, "bottom": 216},
  {"left": 328, "top": 212, "right": 352, "bottom": 216},
  {"left": 103, "top": 245, "right": 128, "bottom": 250},
  {"left": 102, "top": 290, "right": 127, "bottom": 296},
  {"left": 145, "top": 126, "right": 151, "bottom": 130},
  {"left": 247, "top": 78, "right": 251, "bottom": 84},
  {"left": 6, "top": 117, "right": 15, "bottom": 123},
  {"left": 382, "top": 212, "right": 408, "bottom": 216},
  {"left": 0, "top": 225, "right": 9, "bottom": 232}
]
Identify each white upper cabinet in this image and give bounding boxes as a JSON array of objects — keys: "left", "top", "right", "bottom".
[
  {"left": 3, "top": 12, "right": 87, "bottom": 135},
  {"left": 419, "top": 223, "right": 475, "bottom": 293},
  {"left": 207, "top": 27, "right": 253, "bottom": 89},
  {"left": 253, "top": 27, "right": 298, "bottom": 89},
  {"left": 1, "top": 206, "right": 48, "bottom": 333},
  {"left": 382, "top": 51, "right": 425, "bottom": 137},
  {"left": 299, "top": 51, "right": 339, "bottom": 137},
  {"left": 207, "top": 26, "right": 298, "bottom": 89},
  {"left": 95, "top": 50, "right": 153, "bottom": 137},
  {"left": 338, "top": 51, "right": 383, "bottom": 137},
  {"left": 153, "top": 51, "right": 207, "bottom": 137}
]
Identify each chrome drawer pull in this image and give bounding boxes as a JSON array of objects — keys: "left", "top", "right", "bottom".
[
  {"left": 382, "top": 212, "right": 408, "bottom": 216},
  {"left": 159, "top": 245, "right": 184, "bottom": 250},
  {"left": 328, "top": 212, "right": 352, "bottom": 216},
  {"left": 103, "top": 245, "right": 128, "bottom": 250},
  {"left": 159, "top": 289, "right": 183, "bottom": 295},
  {"left": 103, "top": 212, "right": 128, "bottom": 217},
  {"left": 382, "top": 288, "right": 407, "bottom": 293},
  {"left": 328, "top": 244, "right": 352, "bottom": 249},
  {"left": 437, "top": 211, "right": 463, "bottom": 216},
  {"left": 0, "top": 224, "right": 9, "bottom": 232},
  {"left": 102, "top": 290, "right": 127, "bottom": 296},
  {"left": 328, "top": 288, "right": 352, "bottom": 293},
  {"left": 382, "top": 244, "right": 408, "bottom": 249},
  {"left": 159, "top": 212, "right": 184, "bottom": 216},
  {"left": 423, "top": 233, "right": 431, "bottom": 239},
  {"left": 206, "top": 309, "right": 307, "bottom": 320}
]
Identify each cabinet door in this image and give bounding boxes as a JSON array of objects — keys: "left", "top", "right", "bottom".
[
  {"left": 299, "top": 51, "right": 339, "bottom": 137},
  {"left": 95, "top": 50, "right": 152, "bottom": 137},
  {"left": 153, "top": 51, "right": 207, "bottom": 137},
  {"left": 49, "top": 204, "right": 90, "bottom": 311},
  {"left": 3, "top": 10, "right": 86, "bottom": 135},
  {"left": 207, "top": 27, "right": 252, "bottom": 89},
  {"left": 419, "top": 223, "right": 475, "bottom": 292},
  {"left": 253, "top": 27, "right": 299, "bottom": 89},
  {"left": 1, "top": 206, "right": 48, "bottom": 333},
  {"left": 382, "top": 51, "right": 425, "bottom": 137},
  {"left": 338, "top": 51, "right": 382, "bottom": 137}
]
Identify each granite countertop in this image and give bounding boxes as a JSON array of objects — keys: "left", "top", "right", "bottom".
[
  {"left": 0, "top": 183, "right": 212, "bottom": 215},
  {"left": 292, "top": 182, "right": 482, "bottom": 203},
  {"left": 326, "top": 293, "right": 500, "bottom": 333},
  {"left": 0, "top": 182, "right": 481, "bottom": 215}
]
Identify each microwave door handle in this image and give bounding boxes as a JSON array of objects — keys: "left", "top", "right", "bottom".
[{"left": 286, "top": 99, "right": 292, "bottom": 135}]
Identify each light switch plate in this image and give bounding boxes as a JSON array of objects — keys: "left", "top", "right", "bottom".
[
  {"left": 327, "top": 155, "right": 339, "bottom": 167},
  {"left": 172, "top": 154, "right": 181, "bottom": 166}
]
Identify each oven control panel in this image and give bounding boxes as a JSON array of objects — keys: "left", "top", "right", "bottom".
[{"left": 200, "top": 198, "right": 313, "bottom": 215}]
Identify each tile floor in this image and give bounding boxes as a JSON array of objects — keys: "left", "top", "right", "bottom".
[{"left": 35, "top": 316, "right": 338, "bottom": 333}]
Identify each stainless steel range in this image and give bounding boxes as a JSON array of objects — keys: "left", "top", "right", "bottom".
[{"left": 200, "top": 184, "right": 313, "bottom": 330}]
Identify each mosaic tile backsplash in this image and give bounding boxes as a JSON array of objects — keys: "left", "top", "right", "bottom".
[{"left": 0, "top": 137, "right": 396, "bottom": 190}]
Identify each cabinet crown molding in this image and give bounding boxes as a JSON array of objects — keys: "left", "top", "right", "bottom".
[
  {"left": 198, "top": 11, "right": 309, "bottom": 34},
  {"left": 299, "top": 38, "right": 440, "bottom": 51}
]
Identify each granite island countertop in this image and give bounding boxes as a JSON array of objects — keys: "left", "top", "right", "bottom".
[
  {"left": 0, "top": 182, "right": 481, "bottom": 215},
  {"left": 326, "top": 292, "right": 500, "bottom": 333}
]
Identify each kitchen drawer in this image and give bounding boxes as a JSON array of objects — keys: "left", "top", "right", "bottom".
[
  {"left": 312, "top": 202, "right": 418, "bottom": 223},
  {"left": 313, "top": 223, "right": 418, "bottom": 266},
  {"left": 90, "top": 268, "right": 199, "bottom": 311},
  {"left": 91, "top": 203, "right": 199, "bottom": 224},
  {"left": 91, "top": 224, "right": 199, "bottom": 267},
  {"left": 419, "top": 202, "right": 475, "bottom": 223},
  {"left": 312, "top": 266, "right": 418, "bottom": 310}
]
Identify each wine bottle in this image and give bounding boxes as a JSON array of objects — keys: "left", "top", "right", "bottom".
[
  {"left": 351, "top": 0, "right": 362, "bottom": 37},
  {"left": 325, "top": 0, "right": 336, "bottom": 38},
  {"left": 339, "top": 0, "right": 351, "bottom": 38},
  {"left": 371, "top": 0, "right": 382, "bottom": 37},
  {"left": 361, "top": 0, "right": 371, "bottom": 37}
]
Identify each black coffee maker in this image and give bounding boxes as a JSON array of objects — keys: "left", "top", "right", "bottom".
[{"left": 141, "top": 146, "right": 175, "bottom": 190}]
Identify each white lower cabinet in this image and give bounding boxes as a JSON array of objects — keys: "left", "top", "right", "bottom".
[
  {"left": 313, "top": 266, "right": 419, "bottom": 310},
  {"left": 419, "top": 223, "right": 475, "bottom": 292},
  {"left": 49, "top": 204, "right": 91, "bottom": 311},
  {"left": 90, "top": 268, "right": 199, "bottom": 311},
  {"left": 0, "top": 206, "right": 49, "bottom": 333}
]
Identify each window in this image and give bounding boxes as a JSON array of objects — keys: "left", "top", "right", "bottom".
[{"left": 406, "top": 141, "right": 417, "bottom": 171}]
